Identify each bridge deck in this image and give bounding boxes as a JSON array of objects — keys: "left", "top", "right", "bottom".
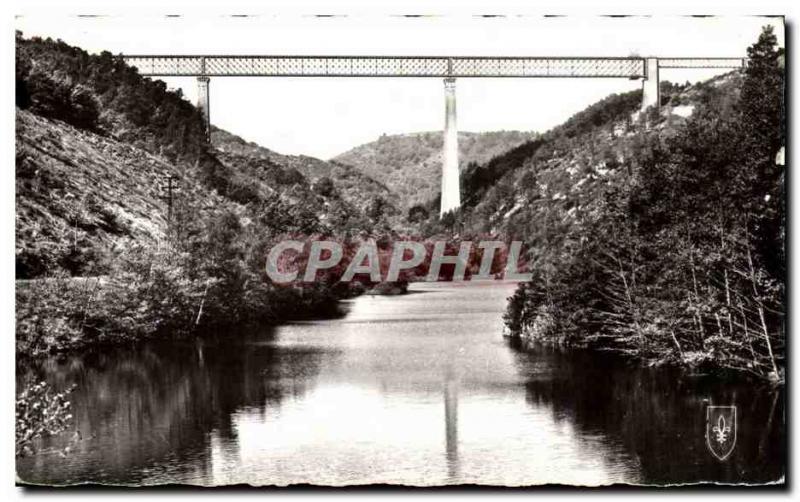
[{"left": 121, "top": 56, "right": 744, "bottom": 78}]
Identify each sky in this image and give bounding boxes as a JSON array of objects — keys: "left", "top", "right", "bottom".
[{"left": 15, "top": 15, "right": 784, "bottom": 159}]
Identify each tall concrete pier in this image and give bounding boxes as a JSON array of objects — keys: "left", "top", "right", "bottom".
[
  {"left": 641, "top": 57, "right": 660, "bottom": 111},
  {"left": 197, "top": 76, "right": 211, "bottom": 142},
  {"left": 441, "top": 77, "right": 461, "bottom": 216}
]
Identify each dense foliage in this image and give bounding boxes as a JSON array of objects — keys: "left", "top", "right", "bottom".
[
  {"left": 16, "top": 381, "right": 74, "bottom": 457},
  {"left": 16, "top": 32, "right": 208, "bottom": 163},
  {"left": 500, "top": 28, "right": 785, "bottom": 382}
]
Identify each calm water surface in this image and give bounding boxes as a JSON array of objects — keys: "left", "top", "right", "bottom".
[{"left": 17, "top": 281, "right": 784, "bottom": 486}]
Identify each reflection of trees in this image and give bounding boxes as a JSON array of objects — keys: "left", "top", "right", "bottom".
[
  {"left": 508, "top": 341, "right": 785, "bottom": 484},
  {"left": 16, "top": 327, "right": 328, "bottom": 485}
]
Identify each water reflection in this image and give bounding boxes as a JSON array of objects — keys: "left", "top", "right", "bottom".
[
  {"left": 444, "top": 368, "right": 459, "bottom": 481},
  {"left": 16, "top": 328, "right": 329, "bottom": 485},
  {"left": 508, "top": 341, "right": 785, "bottom": 485},
  {"left": 16, "top": 282, "right": 784, "bottom": 486}
]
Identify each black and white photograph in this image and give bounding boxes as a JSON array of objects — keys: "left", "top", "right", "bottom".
[{"left": 8, "top": 2, "right": 790, "bottom": 491}]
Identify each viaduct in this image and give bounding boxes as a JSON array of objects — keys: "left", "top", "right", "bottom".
[{"left": 122, "top": 55, "right": 744, "bottom": 215}]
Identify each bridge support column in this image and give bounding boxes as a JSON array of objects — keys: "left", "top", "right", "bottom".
[
  {"left": 197, "top": 76, "right": 211, "bottom": 142},
  {"left": 441, "top": 77, "right": 460, "bottom": 217},
  {"left": 640, "top": 57, "right": 660, "bottom": 113}
]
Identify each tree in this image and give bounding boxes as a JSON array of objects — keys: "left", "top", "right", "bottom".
[
  {"left": 367, "top": 195, "right": 387, "bottom": 221},
  {"left": 314, "top": 176, "right": 335, "bottom": 196},
  {"left": 740, "top": 25, "right": 785, "bottom": 155},
  {"left": 407, "top": 204, "right": 429, "bottom": 223}
]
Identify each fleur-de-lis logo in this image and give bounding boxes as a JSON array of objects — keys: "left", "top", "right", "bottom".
[
  {"left": 706, "top": 405, "right": 737, "bottom": 461},
  {"left": 712, "top": 415, "right": 731, "bottom": 444}
]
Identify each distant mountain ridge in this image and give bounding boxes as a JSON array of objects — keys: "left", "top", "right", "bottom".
[{"left": 333, "top": 130, "right": 535, "bottom": 209}]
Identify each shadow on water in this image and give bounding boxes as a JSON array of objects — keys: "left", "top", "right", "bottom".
[{"left": 505, "top": 339, "right": 785, "bottom": 485}]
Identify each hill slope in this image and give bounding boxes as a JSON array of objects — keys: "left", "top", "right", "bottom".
[
  {"left": 17, "top": 109, "right": 197, "bottom": 277},
  {"left": 333, "top": 130, "right": 535, "bottom": 208},
  {"left": 15, "top": 34, "right": 399, "bottom": 281},
  {"left": 451, "top": 78, "right": 735, "bottom": 238},
  {"left": 15, "top": 33, "right": 398, "bottom": 356},
  {"left": 212, "top": 128, "right": 395, "bottom": 218}
]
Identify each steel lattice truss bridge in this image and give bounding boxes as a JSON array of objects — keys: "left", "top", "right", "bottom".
[
  {"left": 123, "top": 55, "right": 742, "bottom": 78},
  {"left": 122, "top": 54, "right": 745, "bottom": 214}
]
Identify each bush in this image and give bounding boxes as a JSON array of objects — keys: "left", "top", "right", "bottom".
[
  {"left": 407, "top": 204, "right": 429, "bottom": 223},
  {"left": 314, "top": 176, "right": 335, "bottom": 196},
  {"left": 16, "top": 381, "right": 74, "bottom": 457}
]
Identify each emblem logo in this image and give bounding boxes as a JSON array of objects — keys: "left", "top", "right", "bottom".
[{"left": 706, "top": 405, "right": 737, "bottom": 461}]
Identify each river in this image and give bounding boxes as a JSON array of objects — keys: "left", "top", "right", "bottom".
[{"left": 16, "top": 281, "right": 784, "bottom": 486}]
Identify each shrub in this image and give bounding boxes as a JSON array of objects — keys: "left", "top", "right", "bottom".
[{"left": 16, "top": 381, "right": 74, "bottom": 457}]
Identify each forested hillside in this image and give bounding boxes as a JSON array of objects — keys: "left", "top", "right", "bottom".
[
  {"left": 423, "top": 28, "right": 786, "bottom": 382},
  {"left": 212, "top": 128, "right": 397, "bottom": 221},
  {"left": 333, "top": 130, "right": 534, "bottom": 209},
  {"left": 15, "top": 33, "right": 395, "bottom": 356}
]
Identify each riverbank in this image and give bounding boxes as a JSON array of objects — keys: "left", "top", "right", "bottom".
[
  {"left": 15, "top": 270, "right": 345, "bottom": 359},
  {"left": 16, "top": 272, "right": 415, "bottom": 358},
  {"left": 503, "top": 302, "right": 785, "bottom": 386}
]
